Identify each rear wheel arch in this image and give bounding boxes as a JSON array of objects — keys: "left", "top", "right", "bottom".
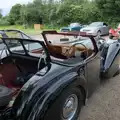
[
  {"left": 77, "top": 85, "right": 86, "bottom": 103},
  {"left": 12, "top": 77, "right": 87, "bottom": 120},
  {"left": 42, "top": 82, "right": 85, "bottom": 120},
  {"left": 41, "top": 79, "right": 87, "bottom": 118}
]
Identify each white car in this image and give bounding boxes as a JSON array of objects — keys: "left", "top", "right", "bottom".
[{"left": 80, "top": 22, "right": 109, "bottom": 36}]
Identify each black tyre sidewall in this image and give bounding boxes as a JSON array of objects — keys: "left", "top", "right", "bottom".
[{"left": 44, "top": 86, "right": 84, "bottom": 120}]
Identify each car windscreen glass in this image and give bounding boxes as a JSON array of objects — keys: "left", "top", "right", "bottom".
[
  {"left": 5, "top": 31, "right": 23, "bottom": 38},
  {"left": 0, "top": 38, "right": 5, "bottom": 51},
  {"left": 0, "top": 35, "right": 3, "bottom": 44},
  {"left": 45, "top": 34, "right": 95, "bottom": 64},
  {"left": 23, "top": 41, "right": 44, "bottom": 57},
  {"left": 70, "top": 23, "right": 80, "bottom": 27},
  {"left": 4, "top": 39, "right": 25, "bottom": 54},
  {"left": 89, "top": 22, "right": 102, "bottom": 27},
  {"left": 46, "top": 34, "right": 94, "bottom": 49},
  {"left": 3, "top": 31, "right": 30, "bottom": 39},
  {"left": 2, "top": 38, "right": 47, "bottom": 58}
]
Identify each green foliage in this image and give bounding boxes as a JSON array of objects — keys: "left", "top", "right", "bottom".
[
  {"left": 0, "top": 16, "right": 10, "bottom": 26},
  {"left": 95, "top": 0, "right": 120, "bottom": 23},
  {"left": 0, "top": 19, "right": 10, "bottom": 26},
  {"left": 8, "top": 4, "right": 22, "bottom": 25},
  {"left": 0, "top": 13, "right": 2, "bottom": 19},
  {"left": 4, "top": 0, "right": 120, "bottom": 27},
  {"left": 0, "top": 9, "right": 2, "bottom": 19}
]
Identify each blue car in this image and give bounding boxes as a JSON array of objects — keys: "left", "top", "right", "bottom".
[{"left": 60, "top": 23, "right": 83, "bottom": 32}]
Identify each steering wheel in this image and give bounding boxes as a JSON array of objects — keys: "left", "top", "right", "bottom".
[{"left": 64, "top": 42, "right": 89, "bottom": 58}]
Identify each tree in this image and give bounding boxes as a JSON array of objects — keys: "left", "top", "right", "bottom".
[
  {"left": 0, "top": 9, "right": 2, "bottom": 18},
  {"left": 61, "top": 0, "right": 86, "bottom": 4},
  {"left": 95, "top": 0, "right": 120, "bottom": 23},
  {"left": 21, "top": 3, "right": 43, "bottom": 25},
  {"left": 8, "top": 4, "right": 22, "bottom": 25},
  {"left": 6, "top": 0, "right": 105, "bottom": 27}
]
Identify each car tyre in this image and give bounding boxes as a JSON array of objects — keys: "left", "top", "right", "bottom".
[{"left": 43, "top": 86, "right": 84, "bottom": 120}]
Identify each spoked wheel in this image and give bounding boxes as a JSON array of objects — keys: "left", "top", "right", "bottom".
[{"left": 44, "top": 86, "right": 84, "bottom": 120}]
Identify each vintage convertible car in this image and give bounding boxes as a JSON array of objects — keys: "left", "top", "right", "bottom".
[{"left": 0, "top": 31, "right": 119, "bottom": 120}]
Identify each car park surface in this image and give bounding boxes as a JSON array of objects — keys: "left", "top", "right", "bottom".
[{"left": 79, "top": 75, "right": 120, "bottom": 120}]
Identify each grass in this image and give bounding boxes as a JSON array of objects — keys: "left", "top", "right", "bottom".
[{"left": 0, "top": 25, "right": 60, "bottom": 35}]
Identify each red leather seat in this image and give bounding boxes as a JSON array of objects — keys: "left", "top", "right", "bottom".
[{"left": 0, "top": 64, "right": 18, "bottom": 88}]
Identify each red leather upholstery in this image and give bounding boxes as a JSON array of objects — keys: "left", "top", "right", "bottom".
[{"left": 0, "top": 64, "right": 19, "bottom": 88}]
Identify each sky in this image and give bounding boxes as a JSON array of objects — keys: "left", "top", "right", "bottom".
[{"left": 0, "top": 0, "right": 33, "bottom": 16}]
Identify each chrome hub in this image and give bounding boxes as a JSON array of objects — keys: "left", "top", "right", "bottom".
[{"left": 62, "top": 94, "right": 78, "bottom": 120}]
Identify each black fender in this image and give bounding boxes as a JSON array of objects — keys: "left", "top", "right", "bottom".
[
  {"left": 101, "top": 41, "right": 120, "bottom": 77},
  {"left": 11, "top": 72, "right": 87, "bottom": 120}
]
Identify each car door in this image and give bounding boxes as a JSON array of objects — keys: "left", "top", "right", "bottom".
[
  {"left": 84, "top": 38, "right": 101, "bottom": 97},
  {"left": 86, "top": 53, "right": 101, "bottom": 97}
]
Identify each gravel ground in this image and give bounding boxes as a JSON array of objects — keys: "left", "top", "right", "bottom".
[{"left": 79, "top": 75, "right": 120, "bottom": 120}]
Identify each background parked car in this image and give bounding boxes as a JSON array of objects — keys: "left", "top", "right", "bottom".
[
  {"left": 60, "top": 23, "right": 84, "bottom": 32},
  {"left": 80, "top": 22, "right": 110, "bottom": 37}
]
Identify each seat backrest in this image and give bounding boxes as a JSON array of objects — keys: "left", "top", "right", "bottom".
[{"left": 0, "top": 64, "right": 19, "bottom": 88}]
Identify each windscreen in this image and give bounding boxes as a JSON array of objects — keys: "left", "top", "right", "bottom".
[
  {"left": 70, "top": 23, "right": 80, "bottom": 27},
  {"left": 1, "top": 30, "right": 31, "bottom": 39},
  {"left": 46, "top": 34, "right": 94, "bottom": 49},
  {"left": 45, "top": 33, "right": 95, "bottom": 64},
  {"left": 89, "top": 22, "right": 102, "bottom": 27},
  {"left": 0, "top": 35, "right": 6, "bottom": 50},
  {"left": 3, "top": 38, "right": 47, "bottom": 58}
]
